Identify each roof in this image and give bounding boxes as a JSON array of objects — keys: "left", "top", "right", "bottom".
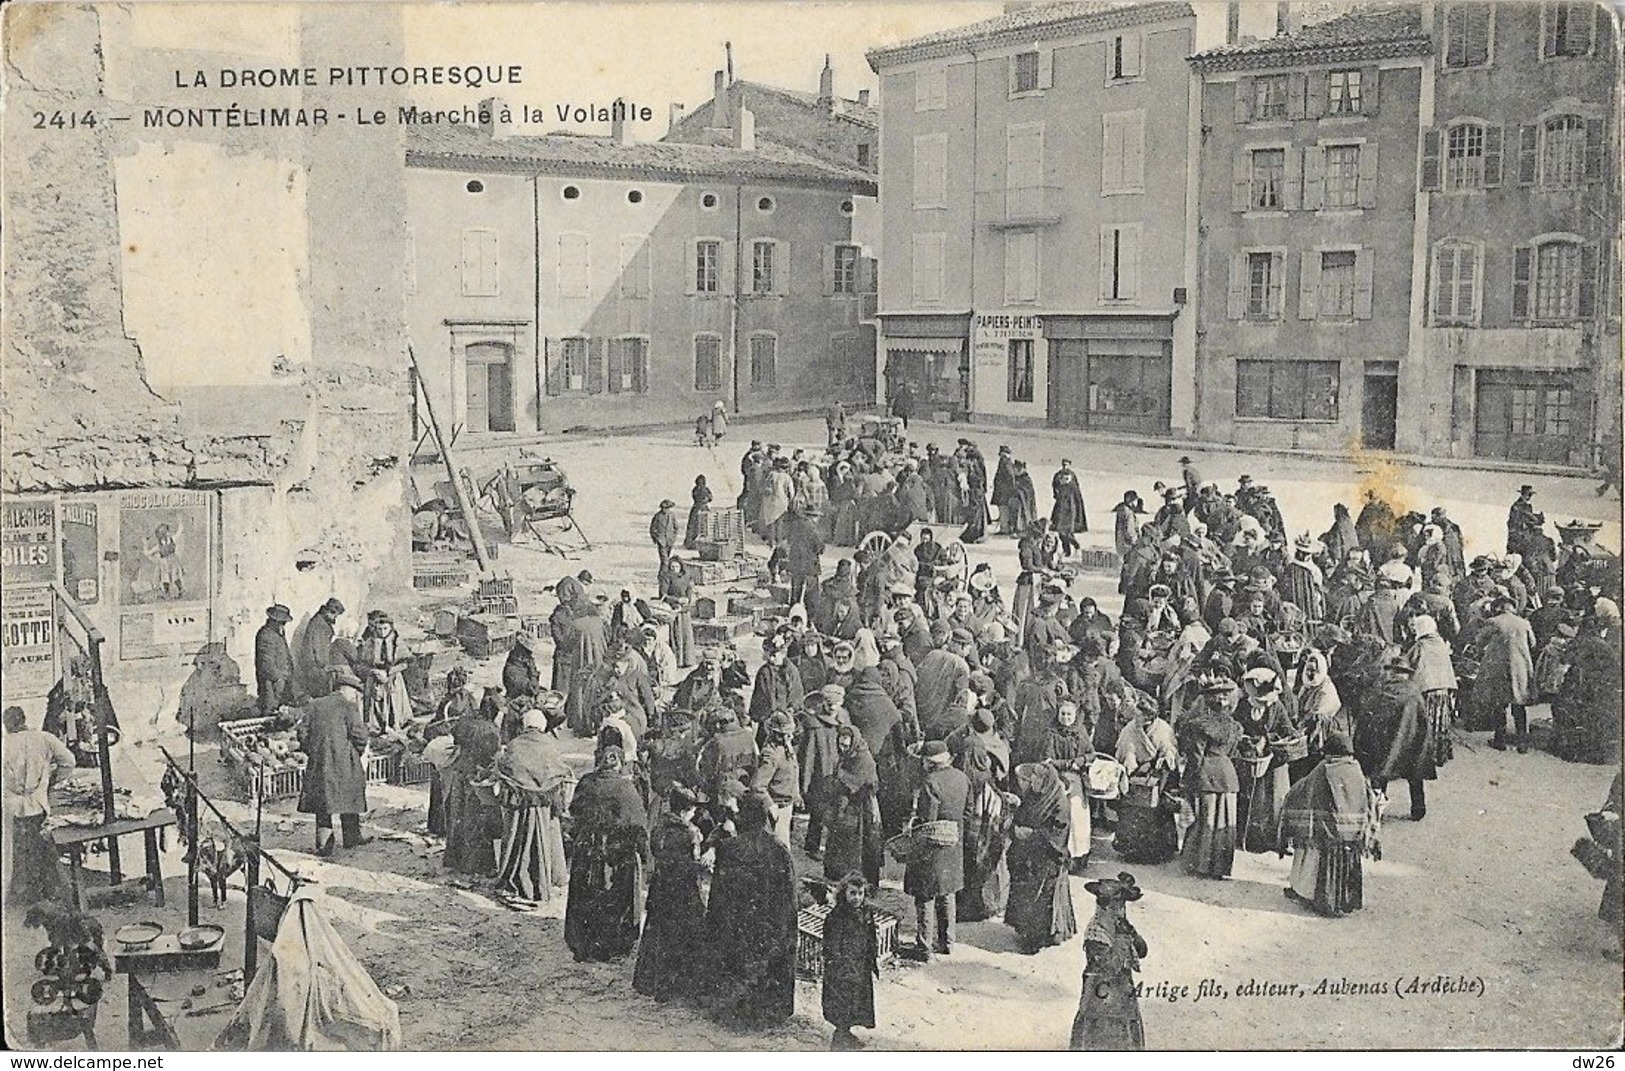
[
  {"left": 405, "top": 122, "right": 875, "bottom": 194},
  {"left": 1190, "top": 6, "right": 1432, "bottom": 71},
  {"left": 666, "top": 81, "right": 877, "bottom": 174},
  {"left": 735, "top": 80, "right": 878, "bottom": 129},
  {"left": 867, "top": 1, "right": 1195, "bottom": 69}
]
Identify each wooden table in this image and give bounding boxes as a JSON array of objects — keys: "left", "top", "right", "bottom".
[
  {"left": 114, "top": 933, "right": 225, "bottom": 1049},
  {"left": 50, "top": 809, "right": 179, "bottom": 911}
]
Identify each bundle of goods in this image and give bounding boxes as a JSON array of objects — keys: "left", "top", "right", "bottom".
[{"left": 218, "top": 716, "right": 394, "bottom": 801}]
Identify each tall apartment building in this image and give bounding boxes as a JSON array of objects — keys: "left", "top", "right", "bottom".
[
  {"left": 867, "top": 1, "right": 1200, "bottom": 434},
  {"left": 1413, "top": 1, "right": 1619, "bottom": 465},
  {"left": 1189, "top": 8, "right": 1431, "bottom": 451}
]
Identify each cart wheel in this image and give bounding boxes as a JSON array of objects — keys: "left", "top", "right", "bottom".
[{"left": 858, "top": 531, "right": 892, "bottom": 556}]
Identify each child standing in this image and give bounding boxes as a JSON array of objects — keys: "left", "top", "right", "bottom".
[{"left": 822, "top": 871, "right": 879, "bottom": 1049}]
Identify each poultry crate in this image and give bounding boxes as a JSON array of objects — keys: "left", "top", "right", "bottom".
[{"left": 794, "top": 903, "right": 899, "bottom": 981}]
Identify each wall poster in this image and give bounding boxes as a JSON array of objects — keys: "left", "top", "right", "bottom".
[
  {"left": 117, "top": 489, "right": 214, "bottom": 659},
  {"left": 1, "top": 585, "right": 57, "bottom": 701},
  {"left": 2, "top": 498, "right": 57, "bottom": 588},
  {"left": 60, "top": 500, "right": 100, "bottom": 605}
]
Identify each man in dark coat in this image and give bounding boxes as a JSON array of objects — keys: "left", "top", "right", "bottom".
[
  {"left": 1112, "top": 492, "right": 1145, "bottom": 561},
  {"left": 1506, "top": 485, "right": 1543, "bottom": 557},
  {"left": 1354, "top": 658, "right": 1435, "bottom": 821},
  {"left": 650, "top": 499, "right": 680, "bottom": 579},
  {"left": 255, "top": 604, "right": 298, "bottom": 715},
  {"left": 891, "top": 381, "right": 916, "bottom": 430},
  {"left": 905, "top": 740, "right": 970, "bottom": 957},
  {"left": 915, "top": 629, "right": 973, "bottom": 741},
  {"left": 784, "top": 507, "right": 825, "bottom": 619},
  {"left": 296, "top": 597, "right": 345, "bottom": 698},
  {"left": 1179, "top": 456, "right": 1203, "bottom": 510},
  {"left": 705, "top": 792, "right": 799, "bottom": 1025},
  {"left": 1050, "top": 460, "right": 1089, "bottom": 557},
  {"left": 748, "top": 634, "right": 805, "bottom": 727},
  {"left": 297, "top": 669, "right": 371, "bottom": 856},
  {"left": 993, "top": 446, "right": 1017, "bottom": 533}
]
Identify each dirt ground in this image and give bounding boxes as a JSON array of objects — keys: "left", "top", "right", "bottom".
[{"left": 6, "top": 417, "right": 1621, "bottom": 1051}]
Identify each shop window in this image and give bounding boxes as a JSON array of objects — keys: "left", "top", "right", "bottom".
[
  {"left": 1007, "top": 338, "right": 1034, "bottom": 403},
  {"left": 1236, "top": 360, "right": 1339, "bottom": 421}
]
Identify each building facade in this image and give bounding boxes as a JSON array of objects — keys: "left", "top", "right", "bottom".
[
  {"left": 405, "top": 113, "right": 877, "bottom": 437},
  {"left": 1414, "top": 0, "right": 1620, "bottom": 465},
  {"left": 867, "top": 1, "right": 1200, "bottom": 434},
  {"left": 1190, "top": 8, "right": 1431, "bottom": 452}
]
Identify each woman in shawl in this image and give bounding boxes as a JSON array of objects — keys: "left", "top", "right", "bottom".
[
  {"left": 825, "top": 723, "right": 883, "bottom": 884},
  {"left": 493, "top": 704, "right": 575, "bottom": 905},
  {"left": 549, "top": 576, "right": 610, "bottom": 734},
  {"left": 1178, "top": 674, "right": 1243, "bottom": 879},
  {"left": 705, "top": 792, "right": 799, "bottom": 1026},
  {"left": 1038, "top": 701, "right": 1094, "bottom": 874},
  {"left": 949, "top": 706, "right": 1014, "bottom": 921},
  {"left": 1070, "top": 873, "right": 1148, "bottom": 1051},
  {"left": 828, "top": 461, "right": 860, "bottom": 547},
  {"left": 684, "top": 475, "right": 712, "bottom": 550},
  {"left": 1405, "top": 614, "right": 1458, "bottom": 770},
  {"left": 1234, "top": 667, "right": 1296, "bottom": 853},
  {"left": 1320, "top": 503, "right": 1359, "bottom": 576},
  {"left": 1277, "top": 729, "right": 1374, "bottom": 917},
  {"left": 565, "top": 745, "right": 650, "bottom": 961},
  {"left": 442, "top": 701, "right": 502, "bottom": 876},
  {"left": 960, "top": 447, "right": 991, "bottom": 544},
  {"left": 633, "top": 785, "right": 707, "bottom": 1002},
  {"left": 1112, "top": 694, "right": 1180, "bottom": 864},
  {"left": 1005, "top": 761, "right": 1076, "bottom": 952},
  {"left": 1291, "top": 649, "right": 1347, "bottom": 784},
  {"left": 422, "top": 667, "right": 476, "bottom": 836},
  {"left": 822, "top": 872, "right": 880, "bottom": 1050},
  {"left": 1008, "top": 460, "right": 1039, "bottom": 537},
  {"left": 355, "top": 611, "right": 414, "bottom": 732},
  {"left": 659, "top": 556, "right": 697, "bottom": 669}
]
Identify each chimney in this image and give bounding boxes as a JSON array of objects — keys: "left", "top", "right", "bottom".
[
  {"left": 818, "top": 54, "right": 835, "bottom": 113},
  {"left": 1276, "top": 1, "right": 1294, "bottom": 35},
  {"left": 668, "top": 102, "right": 686, "bottom": 136},
  {"left": 479, "top": 96, "right": 514, "bottom": 140},
  {"left": 713, "top": 70, "right": 731, "bottom": 129},
  {"left": 610, "top": 98, "right": 629, "bottom": 144},
  {"left": 857, "top": 88, "right": 870, "bottom": 107},
  {"left": 732, "top": 105, "right": 755, "bottom": 151},
  {"left": 1226, "top": 1, "right": 1240, "bottom": 44}
]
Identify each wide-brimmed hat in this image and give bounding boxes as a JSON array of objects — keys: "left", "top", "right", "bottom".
[
  {"left": 659, "top": 499, "right": 676, "bottom": 509},
  {"left": 1178, "top": 456, "right": 1192, "bottom": 465},
  {"left": 1084, "top": 871, "right": 1143, "bottom": 902},
  {"left": 321, "top": 598, "right": 346, "bottom": 615},
  {"left": 1519, "top": 484, "right": 1536, "bottom": 495},
  {"left": 266, "top": 604, "right": 292, "bottom": 623}
]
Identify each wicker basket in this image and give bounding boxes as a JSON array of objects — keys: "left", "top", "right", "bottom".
[
  {"left": 1237, "top": 751, "right": 1274, "bottom": 777},
  {"left": 1269, "top": 734, "right": 1310, "bottom": 762}
]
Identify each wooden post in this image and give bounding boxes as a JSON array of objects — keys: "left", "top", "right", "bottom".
[
  {"left": 242, "top": 840, "right": 261, "bottom": 981},
  {"left": 185, "top": 778, "right": 200, "bottom": 927},
  {"left": 408, "top": 344, "right": 491, "bottom": 574}
]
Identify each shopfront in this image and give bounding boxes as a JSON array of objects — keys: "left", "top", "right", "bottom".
[
  {"left": 1043, "top": 314, "right": 1175, "bottom": 435},
  {"left": 878, "top": 312, "right": 971, "bottom": 420},
  {"left": 1473, "top": 369, "right": 1592, "bottom": 466}
]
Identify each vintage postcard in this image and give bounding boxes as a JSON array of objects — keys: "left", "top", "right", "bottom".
[{"left": 1, "top": 0, "right": 1621, "bottom": 1054}]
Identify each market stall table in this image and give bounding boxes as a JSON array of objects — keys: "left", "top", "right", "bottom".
[
  {"left": 113, "top": 930, "right": 227, "bottom": 1049},
  {"left": 50, "top": 809, "right": 179, "bottom": 911}
]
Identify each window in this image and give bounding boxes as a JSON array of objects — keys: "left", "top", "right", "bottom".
[
  {"left": 1227, "top": 250, "right": 1285, "bottom": 321},
  {"left": 1253, "top": 75, "right": 1289, "bottom": 120},
  {"left": 1446, "top": 123, "right": 1486, "bottom": 188},
  {"left": 915, "top": 67, "right": 947, "bottom": 111},
  {"left": 1101, "top": 111, "right": 1145, "bottom": 194},
  {"left": 618, "top": 236, "right": 650, "bottom": 298},
  {"left": 1542, "top": 388, "right": 1576, "bottom": 435},
  {"left": 857, "top": 143, "right": 872, "bottom": 169},
  {"left": 460, "top": 228, "right": 498, "bottom": 296},
  {"left": 757, "top": 196, "right": 775, "bottom": 213},
  {"left": 1535, "top": 240, "right": 1581, "bottom": 319},
  {"left": 694, "top": 239, "right": 721, "bottom": 293},
  {"left": 607, "top": 337, "right": 650, "bottom": 394},
  {"left": 1322, "top": 144, "right": 1361, "bottom": 207},
  {"left": 1327, "top": 69, "right": 1362, "bottom": 116},
  {"left": 1004, "top": 231, "right": 1039, "bottom": 304},
  {"left": 560, "top": 336, "right": 589, "bottom": 392},
  {"left": 1099, "top": 223, "right": 1141, "bottom": 303},
  {"left": 1006, "top": 123, "right": 1044, "bottom": 199},
  {"left": 562, "top": 185, "right": 581, "bottom": 200},
  {"left": 832, "top": 244, "right": 860, "bottom": 294},
  {"left": 840, "top": 199, "right": 855, "bottom": 215},
  {"left": 912, "top": 134, "right": 947, "bottom": 208},
  {"left": 1012, "top": 50, "right": 1041, "bottom": 94},
  {"left": 1542, "top": 2, "right": 1593, "bottom": 57},
  {"left": 1248, "top": 253, "right": 1275, "bottom": 316},
  {"left": 1108, "top": 33, "right": 1142, "bottom": 80},
  {"left": 557, "top": 233, "right": 590, "bottom": 299},
  {"left": 465, "top": 179, "right": 485, "bottom": 194},
  {"left": 701, "top": 192, "right": 719, "bottom": 209},
  {"left": 751, "top": 240, "right": 776, "bottom": 295},
  {"left": 1318, "top": 251, "right": 1357, "bottom": 318},
  {"left": 1541, "top": 115, "right": 1587, "bottom": 189},
  {"left": 627, "top": 189, "right": 643, "bottom": 204},
  {"left": 1443, "top": 4, "right": 1492, "bottom": 68},
  {"left": 1007, "top": 338, "right": 1034, "bottom": 403},
  {"left": 912, "top": 233, "right": 945, "bottom": 305},
  {"left": 1250, "top": 149, "right": 1286, "bottom": 209},
  {"left": 694, "top": 335, "right": 723, "bottom": 391},
  {"left": 1509, "top": 386, "right": 1540, "bottom": 435},
  {"left": 1431, "top": 241, "right": 1481, "bottom": 324},
  {"left": 1236, "top": 360, "right": 1340, "bottom": 421},
  {"left": 749, "top": 334, "right": 777, "bottom": 389}
]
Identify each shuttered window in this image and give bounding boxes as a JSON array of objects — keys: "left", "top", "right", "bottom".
[
  {"left": 1542, "top": 2, "right": 1594, "bottom": 57},
  {"left": 1534, "top": 240, "right": 1582, "bottom": 320},
  {"left": 1444, "top": 4, "right": 1492, "bottom": 68},
  {"left": 1108, "top": 32, "right": 1142, "bottom": 81},
  {"left": 693, "top": 335, "right": 723, "bottom": 392},
  {"left": 915, "top": 67, "right": 947, "bottom": 111},
  {"left": 1101, "top": 111, "right": 1145, "bottom": 194},
  {"left": 1012, "top": 51, "right": 1041, "bottom": 94},
  {"left": 1446, "top": 123, "right": 1486, "bottom": 188},
  {"left": 1099, "top": 223, "right": 1142, "bottom": 303},
  {"left": 912, "top": 233, "right": 945, "bottom": 305},
  {"left": 617, "top": 236, "right": 650, "bottom": 298},
  {"left": 694, "top": 239, "right": 721, "bottom": 293},
  {"left": 607, "top": 337, "right": 650, "bottom": 394},
  {"left": 1247, "top": 252, "right": 1278, "bottom": 318},
  {"left": 1250, "top": 149, "right": 1286, "bottom": 209},
  {"left": 557, "top": 234, "right": 590, "bottom": 299},
  {"left": 1323, "top": 145, "right": 1361, "bottom": 207},
  {"left": 460, "top": 228, "right": 499, "bottom": 297},
  {"left": 1327, "top": 70, "right": 1362, "bottom": 115},
  {"left": 751, "top": 240, "right": 776, "bottom": 295},
  {"left": 1253, "top": 75, "right": 1289, "bottom": 120},
  {"left": 749, "top": 334, "right": 777, "bottom": 390},
  {"left": 912, "top": 134, "right": 948, "bottom": 208},
  {"left": 1431, "top": 241, "right": 1481, "bottom": 325},
  {"left": 1541, "top": 115, "right": 1587, "bottom": 189},
  {"left": 832, "top": 244, "right": 860, "bottom": 294},
  {"left": 1004, "top": 230, "right": 1039, "bottom": 304},
  {"left": 1319, "top": 251, "right": 1357, "bottom": 318}
]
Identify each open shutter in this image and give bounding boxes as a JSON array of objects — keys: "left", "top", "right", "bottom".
[
  {"left": 606, "top": 338, "right": 624, "bottom": 394},
  {"left": 1298, "top": 251, "right": 1320, "bottom": 320},
  {"left": 585, "top": 338, "right": 605, "bottom": 394},
  {"left": 1578, "top": 244, "right": 1599, "bottom": 319},
  {"left": 1231, "top": 152, "right": 1251, "bottom": 212},
  {"left": 720, "top": 241, "right": 736, "bottom": 296},
  {"left": 1268, "top": 253, "right": 1285, "bottom": 319},
  {"left": 1429, "top": 246, "right": 1450, "bottom": 322},
  {"left": 1482, "top": 125, "right": 1505, "bottom": 187},
  {"left": 685, "top": 240, "right": 700, "bottom": 295},
  {"left": 1361, "top": 67, "right": 1380, "bottom": 116},
  {"left": 1420, "top": 129, "right": 1443, "bottom": 190},
  {"left": 1353, "top": 248, "right": 1375, "bottom": 320},
  {"left": 544, "top": 338, "right": 563, "bottom": 396},
  {"left": 1226, "top": 253, "right": 1247, "bottom": 319},
  {"left": 1286, "top": 72, "right": 1307, "bottom": 120},
  {"left": 1098, "top": 228, "right": 1115, "bottom": 303},
  {"left": 1234, "top": 78, "right": 1254, "bottom": 124},
  {"left": 1121, "top": 227, "right": 1140, "bottom": 302},
  {"left": 1037, "top": 46, "right": 1054, "bottom": 89},
  {"left": 1304, "top": 70, "right": 1326, "bottom": 119},
  {"left": 1116, "top": 33, "right": 1142, "bottom": 79},
  {"left": 1302, "top": 145, "right": 1325, "bottom": 209},
  {"left": 1584, "top": 118, "right": 1606, "bottom": 182},
  {"left": 774, "top": 240, "right": 792, "bottom": 297},
  {"left": 1510, "top": 245, "right": 1533, "bottom": 320},
  {"left": 1517, "top": 125, "right": 1539, "bottom": 185},
  {"left": 822, "top": 245, "right": 836, "bottom": 296},
  {"left": 1282, "top": 146, "right": 1303, "bottom": 210},
  {"left": 859, "top": 255, "right": 877, "bottom": 294},
  {"left": 1356, "top": 141, "right": 1379, "bottom": 208}
]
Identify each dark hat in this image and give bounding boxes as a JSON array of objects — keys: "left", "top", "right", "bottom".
[
  {"left": 668, "top": 784, "right": 705, "bottom": 810},
  {"left": 659, "top": 499, "right": 676, "bottom": 509},
  {"left": 1083, "top": 871, "right": 1143, "bottom": 902},
  {"left": 920, "top": 740, "right": 950, "bottom": 762},
  {"left": 321, "top": 597, "right": 346, "bottom": 615},
  {"left": 766, "top": 711, "right": 797, "bottom": 736},
  {"left": 1519, "top": 484, "right": 1536, "bottom": 495},
  {"left": 949, "top": 627, "right": 975, "bottom": 646},
  {"left": 577, "top": 569, "right": 595, "bottom": 583},
  {"left": 266, "top": 604, "right": 292, "bottom": 623},
  {"left": 1162, "top": 487, "right": 1180, "bottom": 500},
  {"left": 1238, "top": 474, "right": 1254, "bottom": 483},
  {"left": 968, "top": 671, "right": 995, "bottom": 696},
  {"left": 1179, "top": 456, "right": 1193, "bottom": 465}
]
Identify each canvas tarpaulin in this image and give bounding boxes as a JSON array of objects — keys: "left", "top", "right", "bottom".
[{"left": 215, "top": 887, "right": 401, "bottom": 1051}]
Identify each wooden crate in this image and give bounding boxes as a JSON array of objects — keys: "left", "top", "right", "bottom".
[
  {"left": 1076, "top": 548, "right": 1122, "bottom": 572},
  {"left": 456, "top": 613, "right": 519, "bottom": 659},
  {"left": 698, "top": 508, "right": 744, "bottom": 545},
  {"left": 413, "top": 553, "right": 476, "bottom": 590},
  {"left": 695, "top": 617, "right": 754, "bottom": 645},
  {"left": 794, "top": 904, "right": 899, "bottom": 980},
  {"left": 393, "top": 753, "right": 434, "bottom": 786}
]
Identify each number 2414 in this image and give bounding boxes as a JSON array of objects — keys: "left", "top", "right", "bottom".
[{"left": 33, "top": 111, "right": 97, "bottom": 129}]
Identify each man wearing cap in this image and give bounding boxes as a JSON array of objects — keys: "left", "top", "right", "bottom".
[
  {"left": 1471, "top": 594, "right": 1537, "bottom": 753},
  {"left": 649, "top": 499, "right": 679, "bottom": 578},
  {"left": 298, "top": 668, "right": 372, "bottom": 856},
  {"left": 296, "top": 597, "right": 346, "bottom": 698},
  {"left": 751, "top": 712, "right": 803, "bottom": 846},
  {"left": 255, "top": 604, "right": 298, "bottom": 715},
  {"left": 1355, "top": 657, "right": 1436, "bottom": 821},
  {"left": 905, "top": 739, "right": 969, "bottom": 958},
  {"left": 749, "top": 635, "right": 806, "bottom": 729},
  {"left": 1506, "top": 485, "right": 1543, "bottom": 558},
  {"left": 916, "top": 629, "right": 974, "bottom": 741},
  {"left": 1152, "top": 487, "right": 1191, "bottom": 543},
  {"left": 1112, "top": 491, "right": 1146, "bottom": 561}
]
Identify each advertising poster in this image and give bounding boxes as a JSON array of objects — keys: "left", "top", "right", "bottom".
[
  {"left": 117, "top": 489, "right": 212, "bottom": 658},
  {"left": 1, "top": 497, "right": 57, "bottom": 587},
  {"left": 60, "top": 499, "right": 99, "bottom": 604},
  {"left": 1, "top": 585, "right": 57, "bottom": 700}
]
